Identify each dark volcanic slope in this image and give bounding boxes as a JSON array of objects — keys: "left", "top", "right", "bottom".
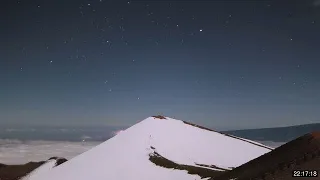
[
  {"left": 0, "top": 157, "right": 67, "bottom": 180},
  {"left": 211, "top": 132, "right": 320, "bottom": 180},
  {"left": 0, "top": 161, "right": 45, "bottom": 180},
  {"left": 149, "top": 149, "right": 224, "bottom": 179}
]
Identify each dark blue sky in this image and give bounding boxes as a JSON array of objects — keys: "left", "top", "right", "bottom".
[{"left": 1, "top": 0, "right": 320, "bottom": 129}]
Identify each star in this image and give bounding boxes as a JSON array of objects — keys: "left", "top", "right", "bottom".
[
  {"left": 49, "top": 60, "right": 53, "bottom": 64},
  {"left": 88, "top": 3, "right": 91, "bottom": 6},
  {"left": 199, "top": 29, "right": 203, "bottom": 32},
  {"left": 82, "top": 55, "right": 87, "bottom": 61}
]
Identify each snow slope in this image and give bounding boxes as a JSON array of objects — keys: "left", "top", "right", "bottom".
[
  {"left": 21, "top": 159, "right": 57, "bottom": 180},
  {"left": 27, "top": 117, "right": 272, "bottom": 180}
]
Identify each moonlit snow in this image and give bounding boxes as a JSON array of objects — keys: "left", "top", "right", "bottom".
[{"left": 26, "top": 117, "right": 272, "bottom": 180}]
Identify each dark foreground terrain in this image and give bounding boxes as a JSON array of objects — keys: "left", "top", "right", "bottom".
[
  {"left": 0, "top": 157, "right": 67, "bottom": 180},
  {"left": 0, "top": 161, "right": 45, "bottom": 180}
]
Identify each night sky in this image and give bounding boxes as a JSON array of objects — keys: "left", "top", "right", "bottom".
[{"left": 1, "top": 0, "right": 320, "bottom": 129}]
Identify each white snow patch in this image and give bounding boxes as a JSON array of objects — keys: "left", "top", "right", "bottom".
[{"left": 28, "top": 117, "right": 272, "bottom": 180}]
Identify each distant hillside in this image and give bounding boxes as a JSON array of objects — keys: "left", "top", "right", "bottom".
[{"left": 224, "top": 123, "right": 320, "bottom": 142}]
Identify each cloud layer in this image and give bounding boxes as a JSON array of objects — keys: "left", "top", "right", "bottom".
[{"left": 0, "top": 139, "right": 99, "bottom": 165}]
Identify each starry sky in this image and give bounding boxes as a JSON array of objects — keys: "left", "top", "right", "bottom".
[{"left": 1, "top": 0, "right": 320, "bottom": 129}]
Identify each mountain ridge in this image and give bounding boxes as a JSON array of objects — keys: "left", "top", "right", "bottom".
[
  {"left": 23, "top": 116, "right": 271, "bottom": 180},
  {"left": 225, "top": 123, "right": 320, "bottom": 142}
]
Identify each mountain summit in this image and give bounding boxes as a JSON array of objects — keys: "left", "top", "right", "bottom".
[{"left": 24, "top": 116, "right": 272, "bottom": 180}]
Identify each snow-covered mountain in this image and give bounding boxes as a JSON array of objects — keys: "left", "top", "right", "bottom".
[{"left": 24, "top": 116, "right": 272, "bottom": 180}]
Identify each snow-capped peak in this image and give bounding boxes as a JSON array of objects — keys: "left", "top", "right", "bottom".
[{"left": 26, "top": 116, "right": 272, "bottom": 180}]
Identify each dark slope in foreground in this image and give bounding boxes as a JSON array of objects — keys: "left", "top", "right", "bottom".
[
  {"left": 211, "top": 132, "right": 320, "bottom": 180},
  {"left": 0, "top": 161, "right": 45, "bottom": 180},
  {"left": 0, "top": 157, "right": 67, "bottom": 180},
  {"left": 224, "top": 123, "right": 320, "bottom": 142}
]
